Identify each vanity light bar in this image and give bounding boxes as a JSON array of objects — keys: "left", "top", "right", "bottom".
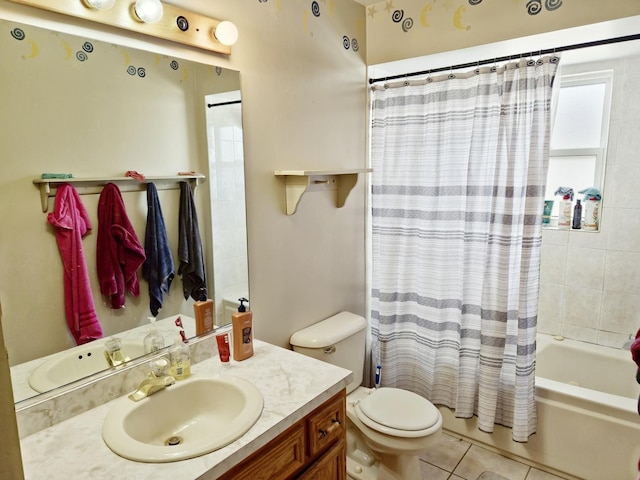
[{"left": 8, "top": 0, "right": 235, "bottom": 55}]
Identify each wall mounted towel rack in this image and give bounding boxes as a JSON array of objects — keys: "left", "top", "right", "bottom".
[{"left": 33, "top": 175, "right": 206, "bottom": 213}]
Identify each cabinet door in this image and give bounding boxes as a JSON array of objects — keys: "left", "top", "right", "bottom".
[
  {"left": 297, "top": 438, "right": 346, "bottom": 480},
  {"left": 219, "top": 422, "right": 306, "bottom": 480},
  {"left": 306, "top": 391, "right": 346, "bottom": 458}
]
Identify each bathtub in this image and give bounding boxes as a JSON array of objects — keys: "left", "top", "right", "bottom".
[{"left": 438, "top": 334, "right": 640, "bottom": 480}]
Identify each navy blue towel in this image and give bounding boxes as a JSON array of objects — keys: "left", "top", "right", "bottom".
[
  {"left": 178, "top": 181, "right": 207, "bottom": 301},
  {"left": 142, "top": 183, "right": 175, "bottom": 316}
]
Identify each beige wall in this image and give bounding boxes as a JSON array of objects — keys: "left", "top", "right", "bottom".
[
  {"left": 365, "top": 0, "right": 640, "bottom": 65},
  {"left": 1, "top": 0, "right": 637, "bottom": 476}
]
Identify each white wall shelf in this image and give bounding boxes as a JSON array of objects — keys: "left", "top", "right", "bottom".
[
  {"left": 33, "top": 174, "right": 205, "bottom": 213},
  {"left": 274, "top": 169, "right": 372, "bottom": 215}
]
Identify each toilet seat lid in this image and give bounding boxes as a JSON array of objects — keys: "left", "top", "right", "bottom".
[{"left": 358, "top": 387, "right": 439, "bottom": 432}]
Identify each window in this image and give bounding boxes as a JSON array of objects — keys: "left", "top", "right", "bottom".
[{"left": 544, "top": 70, "right": 612, "bottom": 227}]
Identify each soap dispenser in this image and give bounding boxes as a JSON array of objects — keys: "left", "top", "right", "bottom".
[
  {"left": 143, "top": 317, "right": 165, "bottom": 354},
  {"left": 232, "top": 297, "right": 254, "bottom": 361},
  {"left": 168, "top": 327, "right": 191, "bottom": 380}
]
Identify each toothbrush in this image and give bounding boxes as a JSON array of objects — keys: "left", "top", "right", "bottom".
[{"left": 375, "top": 365, "right": 381, "bottom": 388}]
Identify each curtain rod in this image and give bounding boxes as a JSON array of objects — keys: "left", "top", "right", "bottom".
[
  {"left": 207, "top": 100, "right": 242, "bottom": 108},
  {"left": 368, "top": 33, "right": 640, "bottom": 85}
]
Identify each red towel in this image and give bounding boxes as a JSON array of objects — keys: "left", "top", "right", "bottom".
[
  {"left": 47, "top": 184, "right": 103, "bottom": 345},
  {"left": 97, "top": 183, "right": 146, "bottom": 309}
]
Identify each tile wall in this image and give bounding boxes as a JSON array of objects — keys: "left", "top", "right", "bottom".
[{"left": 537, "top": 54, "right": 640, "bottom": 348}]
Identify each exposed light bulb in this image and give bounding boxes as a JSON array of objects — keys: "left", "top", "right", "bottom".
[
  {"left": 134, "top": 0, "right": 163, "bottom": 24},
  {"left": 82, "top": 0, "right": 115, "bottom": 10},
  {"left": 214, "top": 21, "right": 238, "bottom": 46}
]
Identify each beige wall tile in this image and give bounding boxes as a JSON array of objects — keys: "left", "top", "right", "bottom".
[
  {"left": 565, "top": 247, "right": 605, "bottom": 290},
  {"left": 562, "top": 286, "right": 601, "bottom": 328},
  {"left": 600, "top": 291, "right": 640, "bottom": 334}
]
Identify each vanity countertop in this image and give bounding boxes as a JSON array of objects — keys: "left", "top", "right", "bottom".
[{"left": 19, "top": 339, "right": 352, "bottom": 480}]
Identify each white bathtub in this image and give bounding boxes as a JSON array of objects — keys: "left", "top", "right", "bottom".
[{"left": 438, "top": 334, "right": 640, "bottom": 480}]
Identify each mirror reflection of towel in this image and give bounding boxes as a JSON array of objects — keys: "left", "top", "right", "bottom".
[
  {"left": 47, "top": 183, "right": 103, "bottom": 345},
  {"left": 97, "top": 183, "right": 146, "bottom": 309},
  {"left": 178, "top": 181, "right": 207, "bottom": 301},
  {"left": 142, "top": 183, "right": 175, "bottom": 316}
]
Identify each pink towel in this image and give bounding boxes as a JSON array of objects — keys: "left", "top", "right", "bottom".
[
  {"left": 47, "top": 184, "right": 103, "bottom": 345},
  {"left": 97, "top": 183, "right": 146, "bottom": 309},
  {"left": 631, "top": 328, "right": 640, "bottom": 368}
]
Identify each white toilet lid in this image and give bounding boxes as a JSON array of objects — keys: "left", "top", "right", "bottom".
[{"left": 356, "top": 387, "right": 440, "bottom": 437}]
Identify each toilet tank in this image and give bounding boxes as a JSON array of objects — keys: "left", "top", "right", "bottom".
[{"left": 289, "top": 312, "right": 367, "bottom": 394}]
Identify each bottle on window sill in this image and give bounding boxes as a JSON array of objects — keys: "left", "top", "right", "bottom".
[{"left": 572, "top": 199, "right": 582, "bottom": 229}]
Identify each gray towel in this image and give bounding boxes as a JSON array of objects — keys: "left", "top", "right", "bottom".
[{"left": 178, "top": 181, "right": 207, "bottom": 301}]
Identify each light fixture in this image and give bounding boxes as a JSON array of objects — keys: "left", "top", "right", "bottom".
[
  {"left": 214, "top": 21, "right": 239, "bottom": 46},
  {"left": 134, "top": 0, "right": 164, "bottom": 24},
  {"left": 9, "top": 0, "right": 236, "bottom": 54},
  {"left": 82, "top": 0, "right": 115, "bottom": 10}
]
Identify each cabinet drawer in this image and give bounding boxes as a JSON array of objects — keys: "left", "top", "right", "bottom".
[
  {"left": 219, "top": 422, "right": 306, "bottom": 480},
  {"left": 306, "top": 391, "right": 346, "bottom": 457},
  {"left": 297, "top": 438, "right": 346, "bottom": 480}
]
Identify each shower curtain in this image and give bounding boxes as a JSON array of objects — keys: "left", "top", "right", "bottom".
[{"left": 370, "top": 56, "right": 560, "bottom": 441}]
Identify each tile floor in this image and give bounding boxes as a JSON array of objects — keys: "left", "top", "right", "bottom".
[{"left": 418, "top": 432, "right": 570, "bottom": 480}]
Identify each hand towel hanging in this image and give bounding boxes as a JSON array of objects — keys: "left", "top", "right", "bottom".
[
  {"left": 142, "top": 183, "right": 175, "bottom": 316},
  {"left": 47, "top": 183, "right": 103, "bottom": 345},
  {"left": 97, "top": 182, "right": 146, "bottom": 309},
  {"left": 178, "top": 181, "right": 207, "bottom": 301}
]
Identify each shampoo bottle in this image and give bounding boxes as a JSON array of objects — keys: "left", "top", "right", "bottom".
[
  {"left": 558, "top": 194, "right": 572, "bottom": 229},
  {"left": 232, "top": 298, "right": 253, "bottom": 361},
  {"left": 143, "top": 317, "right": 165, "bottom": 354},
  {"left": 168, "top": 328, "right": 191, "bottom": 380},
  {"left": 572, "top": 199, "right": 582, "bottom": 229}
]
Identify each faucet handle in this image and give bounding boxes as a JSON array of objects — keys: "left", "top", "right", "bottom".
[{"left": 150, "top": 357, "right": 170, "bottom": 377}]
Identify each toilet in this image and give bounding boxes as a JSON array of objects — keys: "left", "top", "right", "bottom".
[{"left": 290, "top": 312, "right": 442, "bottom": 480}]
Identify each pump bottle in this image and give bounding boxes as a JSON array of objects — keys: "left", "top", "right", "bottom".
[{"left": 232, "top": 298, "right": 253, "bottom": 361}]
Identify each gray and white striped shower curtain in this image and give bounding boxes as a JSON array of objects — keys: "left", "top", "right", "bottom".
[{"left": 370, "top": 56, "right": 560, "bottom": 441}]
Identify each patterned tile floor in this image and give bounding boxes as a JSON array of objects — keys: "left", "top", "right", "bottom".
[{"left": 418, "top": 433, "right": 570, "bottom": 480}]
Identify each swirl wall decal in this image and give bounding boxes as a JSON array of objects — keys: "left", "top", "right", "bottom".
[
  {"left": 351, "top": 38, "right": 359, "bottom": 52},
  {"left": 82, "top": 42, "right": 93, "bottom": 53},
  {"left": 137, "top": 67, "right": 146, "bottom": 77},
  {"left": 75, "top": 51, "right": 88, "bottom": 62},
  {"left": 468, "top": 0, "right": 483, "bottom": 4},
  {"left": 545, "top": 0, "right": 563, "bottom": 11},
  {"left": 527, "top": 0, "right": 542, "bottom": 15},
  {"left": 127, "top": 65, "right": 136, "bottom": 75},
  {"left": 311, "top": 1, "right": 320, "bottom": 17},
  {"left": 10, "top": 28, "right": 25, "bottom": 41},
  {"left": 215, "top": 66, "right": 222, "bottom": 75},
  {"left": 392, "top": 9, "right": 404, "bottom": 22},
  {"left": 343, "top": 35, "right": 350, "bottom": 50},
  {"left": 402, "top": 17, "right": 413, "bottom": 32},
  {"left": 170, "top": 60, "right": 179, "bottom": 70}
]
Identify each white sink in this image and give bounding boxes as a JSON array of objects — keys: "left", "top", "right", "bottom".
[
  {"left": 102, "top": 375, "right": 264, "bottom": 463},
  {"left": 28, "top": 339, "right": 146, "bottom": 393}
]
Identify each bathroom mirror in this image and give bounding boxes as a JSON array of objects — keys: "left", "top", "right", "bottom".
[{"left": 0, "top": 19, "right": 248, "bottom": 404}]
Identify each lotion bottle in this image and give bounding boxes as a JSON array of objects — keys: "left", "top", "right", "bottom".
[
  {"left": 168, "top": 328, "right": 191, "bottom": 380},
  {"left": 232, "top": 298, "right": 253, "bottom": 361},
  {"left": 194, "top": 299, "right": 215, "bottom": 336}
]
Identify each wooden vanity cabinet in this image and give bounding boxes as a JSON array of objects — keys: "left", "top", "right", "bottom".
[{"left": 219, "top": 390, "right": 346, "bottom": 480}]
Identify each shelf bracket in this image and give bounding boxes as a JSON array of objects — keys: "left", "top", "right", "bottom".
[{"left": 274, "top": 169, "right": 372, "bottom": 215}]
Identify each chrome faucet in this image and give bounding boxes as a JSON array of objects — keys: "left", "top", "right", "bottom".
[{"left": 128, "top": 358, "right": 175, "bottom": 402}]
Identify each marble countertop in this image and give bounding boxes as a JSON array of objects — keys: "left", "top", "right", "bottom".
[{"left": 19, "top": 339, "right": 352, "bottom": 480}]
